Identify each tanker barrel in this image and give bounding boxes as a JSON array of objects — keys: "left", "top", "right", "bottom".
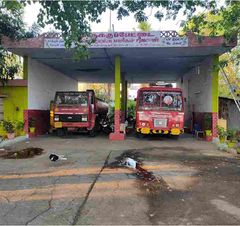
[{"left": 95, "top": 98, "right": 109, "bottom": 115}]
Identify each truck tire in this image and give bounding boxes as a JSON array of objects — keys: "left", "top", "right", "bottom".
[
  {"left": 170, "top": 134, "right": 179, "bottom": 140},
  {"left": 136, "top": 132, "right": 145, "bottom": 139},
  {"left": 89, "top": 129, "right": 96, "bottom": 137},
  {"left": 57, "top": 128, "right": 66, "bottom": 137}
]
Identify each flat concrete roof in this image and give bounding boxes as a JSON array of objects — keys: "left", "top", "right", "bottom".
[{"left": 3, "top": 31, "right": 236, "bottom": 83}]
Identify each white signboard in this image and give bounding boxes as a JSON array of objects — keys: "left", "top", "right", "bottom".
[{"left": 44, "top": 31, "right": 188, "bottom": 49}]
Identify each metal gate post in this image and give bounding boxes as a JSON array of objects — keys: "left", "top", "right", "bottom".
[{"left": 109, "top": 56, "right": 125, "bottom": 140}]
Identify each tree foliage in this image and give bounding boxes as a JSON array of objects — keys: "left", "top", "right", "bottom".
[
  {"left": 184, "top": 8, "right": 240, "bottom": 98},
  {"left": 30, "top": 1, "right": 219, "bottom": 54},
  {"left": 137, "top": 21, "right": 152, "bottom": 32},
  {"left": 0, "top": 1, "right": 26, "bottom": 85},
  {"left": 0, "top": 1, "right": 42, "bottom": 85},
  {"left": 22, "top": 0, "right": 238, "bottom": 62}
]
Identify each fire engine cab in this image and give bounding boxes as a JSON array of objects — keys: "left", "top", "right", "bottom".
[{"left": 136, "top": 86, "right": 184, "bottom": 137}]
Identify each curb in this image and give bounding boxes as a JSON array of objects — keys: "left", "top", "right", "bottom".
[{"left": 0, "top": 135, "right": 28, "bottom": 148}]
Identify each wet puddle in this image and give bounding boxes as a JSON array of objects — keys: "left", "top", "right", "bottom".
[{"left": 0, "top": 147, "right": 44, "bottom": 159}]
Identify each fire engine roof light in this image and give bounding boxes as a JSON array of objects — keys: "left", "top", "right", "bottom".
[{"left": 154, "top": 81, "right": 173, "bottom": 88}]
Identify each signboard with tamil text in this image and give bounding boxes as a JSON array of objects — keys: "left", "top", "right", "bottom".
[{"left": 44, "top": 31, "right": 188, "bottom": 49}]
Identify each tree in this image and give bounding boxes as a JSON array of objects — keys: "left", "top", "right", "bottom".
[
  {"left": 0, "top": 1, "right": 27, "bottom": 85},
  {"left": 184, "top": 10, "right": 240, "bottom": 98},
  {"left": 137, "top": 21, "right": 152, "bottom": 32},
  {"left": 1, "top": 1, "right": 238, "bottom": 56},
  {"left": 0, "top": 1, "right": 43, "bottom": 85}
]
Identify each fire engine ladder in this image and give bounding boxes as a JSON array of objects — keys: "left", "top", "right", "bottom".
[{"left": 220, "top": 65, "right": 240, "bottom": 113}]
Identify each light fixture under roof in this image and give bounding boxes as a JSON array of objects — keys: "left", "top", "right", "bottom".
[{"left": 75, "top": 68, "right": 101, "bottom": 72}]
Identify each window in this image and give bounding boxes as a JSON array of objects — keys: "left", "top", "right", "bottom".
[
  {"left": 138, "top": 90, "right": 183, "bottom": 111},
  {"left": 55, "top": 92, "right": 88, "bottom": 106},
  {"left": 161, "top": 92, "right": 183, "bottom": 111}
]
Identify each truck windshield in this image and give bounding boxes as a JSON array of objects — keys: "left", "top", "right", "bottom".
[
  {"left": 55, "top": 92, "right": 88, "bottom": 106},
  {"left": 139, "top": 90, "right": 183, "bottom": 111}
]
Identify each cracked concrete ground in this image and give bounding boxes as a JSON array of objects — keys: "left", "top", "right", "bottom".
[{"left": 0, "top": 134, "right": 240, "bottom": 225}]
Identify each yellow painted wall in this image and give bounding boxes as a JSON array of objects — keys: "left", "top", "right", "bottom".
[
  {"left": 2, "top": 86, "right": 28, "bottom": 121},
  {"left": 0, "top": 86, "right": 28, "bottom": 136}
]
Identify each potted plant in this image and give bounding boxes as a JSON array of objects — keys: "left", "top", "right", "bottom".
[
  {"left": 29, "top": 117, "right": 36, "bottom": 134},
  {"left": 227, "top": 129, "right": 237, "bottom": 148},
  {"left": 217, "top": 126, "right": 227, "bottom": 143},
  {"left": 2, "top": 120, "right": 15, "bottom": 139},
  {"left": 205, "top": 130, "right": 212, "bottom": 141},
  {"left": 15, "top": 121, "right": 25, "bottom": 136}
]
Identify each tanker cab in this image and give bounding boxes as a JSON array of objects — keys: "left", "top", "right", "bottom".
[
  {"left": 52, "top": 91, "right": 90, "bottom": 130},
  {"left": 136, "top": 88, "right": 184, "bottom": 136}
]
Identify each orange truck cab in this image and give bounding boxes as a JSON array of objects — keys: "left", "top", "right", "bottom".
[
  {"left": 50, "top": 90, "right": 108, "bottom": 136},
  {"left": 136, "top": 86, "right": 184, "bottom": 137}
]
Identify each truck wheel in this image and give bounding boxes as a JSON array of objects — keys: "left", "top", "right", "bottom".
[
  {"left": 57, "top": 128, "right": 65, "bottom": 137},
  {"left": 170, "top": 135, "right": 179, "bottom": 140},
  {"left": 136, "top": 132, "right": 144, "bottom": 139},
  {"left": 89, "top": 129, "right": 96, "bottom": 137}
]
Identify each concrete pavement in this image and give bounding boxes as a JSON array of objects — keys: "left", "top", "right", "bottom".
[{"left": 0, "top": 134, "right": 240, "bottom": 225}]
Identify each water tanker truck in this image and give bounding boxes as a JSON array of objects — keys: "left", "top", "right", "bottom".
[{"left": 50, "top": 90, "right": 108, "bottom": 136}]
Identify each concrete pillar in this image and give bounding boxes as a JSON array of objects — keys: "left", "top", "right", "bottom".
[
  {"left": 124, "top": 80, "right": 128, "bottom": 119},
  {"left": 121, "top": 74, "right": 127, "bottom": 123},
  {"left": 212, "top": 55, "right": 219, "bottom": 138},
  {"left": 109, "top": 56, "right": 125, "bottom": 140},
  {"left": 23, "top": 56, "right": 28, "bottom": 80}
]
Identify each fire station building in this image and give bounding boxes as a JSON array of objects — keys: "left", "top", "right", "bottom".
[{"left": 1, "top": 31, "right": 237, "bottom": 140}]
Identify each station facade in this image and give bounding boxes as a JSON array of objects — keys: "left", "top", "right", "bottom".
[{"left": 1, "top": 31, "right": 236, "bottom": 139}]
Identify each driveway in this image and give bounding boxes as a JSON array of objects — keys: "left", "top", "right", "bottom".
[{"left": 0, "top": 134, "right": 240, "bottom": 225}]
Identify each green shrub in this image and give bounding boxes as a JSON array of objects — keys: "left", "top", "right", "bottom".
[
  {"left": 15, "top": 121, "right": 24, "bottom": 130},
  {"left": 2, "top": 120, "right": 15, "bottom": 133},
  {"left": 227, "top": 129, "right": 237, "bottom": 141},
  {"left": 127, "top": 100, "right": 136, "bottom": 118}
]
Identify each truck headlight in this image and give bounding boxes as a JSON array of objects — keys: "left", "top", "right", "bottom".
[
  {"left": 140, "top": 121, "right": 149, "bottom": 127},
  {"left": 82, "top": 115, "right": 87, "bottom": 122},
  {"left": 54, "top": 115, "right": 59, "bottom": 121}
]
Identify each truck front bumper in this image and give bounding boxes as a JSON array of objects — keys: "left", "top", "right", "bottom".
[
  {"left": 136, "top": 127, "right": 184, "bottom": 135},
  {"left": 54, "top": 122, "right": 90, "bottom": 129}
]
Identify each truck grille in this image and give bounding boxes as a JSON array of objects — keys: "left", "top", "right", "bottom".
[
  {"left": 154, "top": 118, "right": 167, "bottom": 128},
  {"left": 58, "top": 114, "right": 85, "bottom": 122}
]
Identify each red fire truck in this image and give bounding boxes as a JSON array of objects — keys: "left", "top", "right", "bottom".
[
  {"left": 135, "top": 86, "right": 184, "bottom": 137},
  {"left": 50, "top": 90, "right": 108, "bottom": 136}
]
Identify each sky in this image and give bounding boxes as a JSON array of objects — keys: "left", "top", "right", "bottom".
[
  {"left": 23, "top": 1, "right": 226, "bottom": 33},
  {"left": 23, "top": 3, "right": 187, "bottom": 33}
]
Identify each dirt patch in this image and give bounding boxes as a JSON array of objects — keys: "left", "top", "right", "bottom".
[{"left": 0, "top": 147, "right": 44, "bottom": 159}]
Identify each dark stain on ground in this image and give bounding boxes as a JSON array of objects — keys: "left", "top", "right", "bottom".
[
  {"left": 107, "top": 150, "right": 169, "bottom": 196},
  {"left": 107, "top": 150, "right": 143, "bottom": 168},
  {"left": 0, "top": 147, "right": 44, "bottom": 159}
]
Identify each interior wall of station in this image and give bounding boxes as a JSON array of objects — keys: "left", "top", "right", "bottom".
[
  {"left": 28, "top": 58, "right": 78, "bottom": 110},
  {"left": 177, "top": 56, "right": 213, "bottom": 129}
]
